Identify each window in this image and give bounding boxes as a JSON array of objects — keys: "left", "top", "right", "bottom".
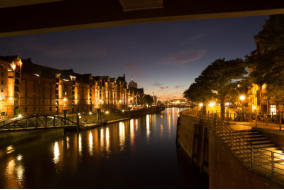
[{"left": 270, "top": 105, "right": 277, "bottom": 115}]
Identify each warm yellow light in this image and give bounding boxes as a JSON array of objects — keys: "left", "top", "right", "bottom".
[
  {"left": 119, "top": 100, "right": 122, "bottom": 103},
  {"left": 239, "top": 95, "right": 245, "bottom": 101},
  {"left": 63, "top": 97, "right": 67, "bottom": 102},
  {"left": 122, "top": 109, "right": 125, "bottom": 113},
  {"left": 209, "top": 101, "right": 215, "bottom": 107},
  {"left": 199, "top": 103, "right": 203, "bottom": 107},
  {"left": 17, "top": 114, "right": 22, "bottom": 119},
  {"left": 89, "top": 111, "right": 92, "bottom": 115},
  {"left": 10, "top": 63, "right": 16, "bottom": 71},
  {"left": 225, "top": 102, "right": 230, "bottom": 106},
  {"left": 105, "top": 110, "right": 110, "bottom": 114}
]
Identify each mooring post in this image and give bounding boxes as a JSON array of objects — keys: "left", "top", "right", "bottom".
[
  {"left": 36, "top": 114, "right": 39, "bottom": 128},
  {"left": 76, "top": 113, "right": 80, "bottom": 131},
  {"left": 45, "top": 115, "right": 47, "bottom": 128},
  {"left": 279, "top": 111, "right": 282, "bottom": 131},
  {"left": 53, "top": 116, "right": 56, "bottom": 127},
  {"left": 64, "top": 110, "right": 67, "bottom": 126}
]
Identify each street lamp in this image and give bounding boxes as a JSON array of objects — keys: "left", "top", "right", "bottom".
[
  {"left": 239, "top": 95, "right": 246, "bottom": 121},
  {"left": 239, "top": 95, "right": 245, "bottom": 101}
]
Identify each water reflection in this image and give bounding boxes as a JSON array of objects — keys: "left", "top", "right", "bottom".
[
  {"left": 146, "top": 114, "right": 151, "bottom": 140},
  {"left": 100, "top": 128, "right": 104, "bottom": 151},
  {"left": 0, "top": 108, "right": 206, "bottom": 188},
  {"left": 5, "top": 155, "right": 25, "bottom": 188},
  {"left": 106, "top": 127, "right": 110, "bottom": 153},
  {"left": 78, "top": 134, "right": 82, "bottom": 155},
  {"left": 88, "top": 131, "right": 93, "bottom": 156},
  {"left": 119, "top": 122, "right": 125, "bottom": 150},
  {"left": 53, "top": 142, "right": 60, "bottom": 164}
]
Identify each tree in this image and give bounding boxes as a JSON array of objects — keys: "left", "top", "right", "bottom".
[
  {"left": 186, "top": 58, "right": 247, "bottom": 120},
  {"left": 143, "top": 95, "right": 154, "bottom": 105},
  {"left": 247, "top": 15, "right": 284, "bottom": 113}
]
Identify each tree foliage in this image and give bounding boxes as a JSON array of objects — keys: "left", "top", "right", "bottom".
[
  {"left": 143, "top": 95, "right": 154, "bottom": 105},
  {"left": 184, "top": 58, "right": 247, "bottom": 119},
  {"left": 248, "top": 15, "right": 284, "bottom": 108}
]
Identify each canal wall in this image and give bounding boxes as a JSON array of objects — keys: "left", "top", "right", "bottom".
[
  {"left": 177, "top": 113, "right": 282, "bottom": 188},
  {"left": 0, "top": 128, "right": 64, "bottom": 148},
  {"left": 176, "top": 114, "right": 209, "bottom": 174},
  {"left": 209, "top": 130, "right": 282, "bottom": 188}
]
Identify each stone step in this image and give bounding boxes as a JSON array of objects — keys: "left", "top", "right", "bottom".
[{"left": 231, "top": 143, "right": 275, "bottom": 150}]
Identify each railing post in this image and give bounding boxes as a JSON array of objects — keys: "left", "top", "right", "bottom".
[
  {"left": 271, "top": 151, "right": 275, "bottom": 176},
  {"left": 53, "top": 116, "right": 56, "bottom": 127},
  {"left": 230, "top": 129, "right": 233, "bottom": 147},
  {"left": 64, "top": 111, "right": 67, "bottom": 126},
  {"left": 76, "top": 113, "right": 80, "bottom": 131},
  {"left": 45, "top": 115, "right": 47, "bottom": 128},
  {"left": 36, "top": 114, "right": 39, "bottom": 128},
  {"left": 250, "top": 143, "right": 253, "bottom": 169},
  {"left": 279, "top": 111, "right": 282, "bottom": 131}
]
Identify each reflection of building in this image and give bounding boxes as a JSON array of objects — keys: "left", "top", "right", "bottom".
[{"left": 0, "top": 56, "right": 144, "bottom": 116}]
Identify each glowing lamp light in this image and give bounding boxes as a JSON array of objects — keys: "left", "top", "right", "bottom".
[
  {"left": 17, "top": 114, "right": 22, "bottom": 119},
  {"left": 199, "top": 103, "right": 203, "bottom": 107},
  {"left": 122, "top": 110, "right": 125, "bottom": 113},
  {"left": 105, "top": 110, "right": 110, "bottom": 115},
  {"left": 63, "top": 97, "right": 67, "bottom": 102},
  {"left": 209, "top": 101, "right": 215, "bottom": 107},
  {"left": 10, "top": 63, "right": 16, "bottom": 71},
  {"left": 119, "top": 100, "right": 122, "bottom": 103},
  {"left": 239, "top": 95, "right": 245, "bottom": 101},
  {"left": 8, "top": 97, "right": 13, "bottom": 101},
  {"left": 225, "top": 102, "right": 230, "bottom": 106}
]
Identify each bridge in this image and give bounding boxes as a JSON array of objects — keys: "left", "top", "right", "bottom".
[
  {"left": 0, "top": 0, "right": 284, "bottom": 37},
  {"left": 0, "top": 114, "right": 81, "bottom": 132}
]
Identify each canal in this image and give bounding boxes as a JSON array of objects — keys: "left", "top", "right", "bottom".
[{"left": 0, "top": 108, "right": 208, "bottom": 188}]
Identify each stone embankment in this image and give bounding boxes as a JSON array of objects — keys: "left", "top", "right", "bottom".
[
  {"left": 176, "top": 110, "right": 283, "bottom": 188},
  {"left": 0, "top": 106, "right": 165, "bottom": 147}
]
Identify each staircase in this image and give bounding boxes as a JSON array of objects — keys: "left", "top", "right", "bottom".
[{"left": 215, "top": 124, "right": 284, "bottom": 183}]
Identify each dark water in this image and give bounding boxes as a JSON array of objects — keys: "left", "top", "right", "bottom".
[{"left": 0, "top": 108, "right": 208, "bottom": 188}]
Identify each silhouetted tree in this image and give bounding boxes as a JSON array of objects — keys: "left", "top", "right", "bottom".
[
  {"left": 185, "top": 58, "right": 247, "bottom": 120},
  {"left": 247, "top": 15, "right": 284, "bottom": 113},
  {"left": 143, "top": 95, "right": 154, "bottom": 105}
]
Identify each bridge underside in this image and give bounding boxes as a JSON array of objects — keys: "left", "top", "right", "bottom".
[{"left": 0, "top": 0, "right": 284, "bottom": 37}]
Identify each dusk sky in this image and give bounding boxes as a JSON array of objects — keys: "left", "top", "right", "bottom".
[{"left": 0, "top": 15, "right": 268, "bottom": 100}]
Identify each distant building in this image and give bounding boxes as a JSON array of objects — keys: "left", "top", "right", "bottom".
[
  {"left": 128, "top": 80, "right": 137, "bottom": 89},
  {"left": 0, "top": 56, "right": 144, "bottom": 116}
]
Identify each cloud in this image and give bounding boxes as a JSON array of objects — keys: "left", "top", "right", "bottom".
[
  {"left": 180, "top": 34, "right": 205, "bottom": 46},
  {"left": 175, "top": 85, "right": 184, "bottom": 89},
  {"left": 160, "top": 49, "right": 205, "bottom": 65},
  {"left": 124, "top": 63, "right": 141, "bottom": 76},
  {"left": 153, "top": 82, "right": 162, "bottom": 86},
  {"left": 160, "top": 86, "right": 168, "bottom": 90}
]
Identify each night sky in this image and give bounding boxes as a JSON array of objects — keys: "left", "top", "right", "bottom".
[{"left": 0, "top": 15, "right": 268, "bottom": 100}]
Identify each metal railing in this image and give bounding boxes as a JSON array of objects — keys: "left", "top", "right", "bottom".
[
  {"left": 181, "top": 109, "right": 284, "bottom": 183},
  {"left": 0, "top": 114, "right": 79, "bottom": 130}
]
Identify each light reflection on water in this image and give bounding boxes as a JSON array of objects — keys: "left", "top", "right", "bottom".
[{"left": 0, "top": 108, "right": 207, "bottom": 188}]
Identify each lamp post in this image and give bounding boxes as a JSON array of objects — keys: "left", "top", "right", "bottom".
[{"left": 239, "top": 95, "right": 245, "bottom": 121}]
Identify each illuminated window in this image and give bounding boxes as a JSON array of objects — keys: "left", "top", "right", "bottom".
[{"left": 270, "top": 105, "right": 276, "bottom": 115}]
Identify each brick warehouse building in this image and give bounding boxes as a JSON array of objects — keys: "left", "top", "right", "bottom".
[{"left": 0, "top": 56, "right": 144, "bottom": 116}]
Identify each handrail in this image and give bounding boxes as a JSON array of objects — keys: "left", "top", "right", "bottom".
[
  {"left": 0, "top": 114, "right": 79, "bottom": 129},
  {"left": 182, "top": 109, "right": 284, "bottom": 182}
]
